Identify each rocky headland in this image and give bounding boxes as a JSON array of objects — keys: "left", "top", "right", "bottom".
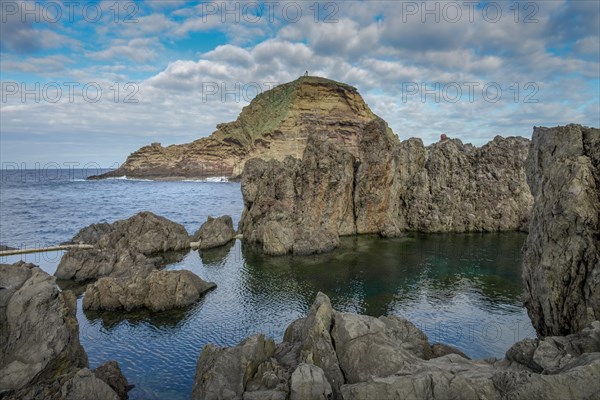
[
  {"left": 0, "top": 262, "right": 130, "bottom": 399},
  {"left": 90, "top": 77, "right": 392, "bottom": 180},
  {"left": 240, "top": 118, "right": 532, "bottom": 255}
]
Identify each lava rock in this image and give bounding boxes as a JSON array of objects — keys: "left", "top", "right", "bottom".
[
  {"left": 55, "top": 211, "right": 190, "bottom": 282},
  {"left": 523, "top": 124, "right": 600, "bottom": 336},
  {"left": 193, "top": 215, "right": 236, "bottom": 250},
  {"left": 83, "top": 270, "right": 216, "bottom": 312}
]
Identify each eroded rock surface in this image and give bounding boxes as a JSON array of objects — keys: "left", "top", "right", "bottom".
[
  {"left": 240, "top": 118, "right": 532, "bottom": 255},
  {"left": 93, "top": 361, "right": 131, "bottom": 400},
  {"left": 239, "top": 135, "right": 354, "bottom": 256},
  {"left": 83, "top": 269, "right": 216, "bottom": 312},
  {"left": 193, "top": 215, "right": 236, "bottom": 250},
  {"left": 191, "top": 334, "right": 276, "bottom": 400},
  {"left": 55, "top": 211, "right": 190, "bottom": 282},
  {"left": 192, "top": 292, "right": 600, "bottom": 400},
  {"left": 91, "top": 77, "right": 392, "bottom": 180},
  {"left": 0, "top": 262, "right": 126, "bottom": 400},
  {"left": 523, "top": 124, "right": 600, "bottom": 336}
]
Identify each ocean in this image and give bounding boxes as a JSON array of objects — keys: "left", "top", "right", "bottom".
[{"left": 0, "top": 169, "right": 534, "bottom": 399}]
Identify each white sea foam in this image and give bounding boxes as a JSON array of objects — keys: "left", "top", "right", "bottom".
[
  {"left": 105, "top": 176, "right": 153, "bottom": 182},
  {"left": 182, "top": 177, "right": 229, "bottom": 183}
]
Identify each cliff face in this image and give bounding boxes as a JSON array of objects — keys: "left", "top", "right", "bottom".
[
  {"left": 93, "top": 77, "right": 393, "bottom": 180},
  {"left": 523, "top": 124, "right": 600, "bottom": 336},
  {"left": 239, "top": 119, "right": 533, "bottom": 255}
]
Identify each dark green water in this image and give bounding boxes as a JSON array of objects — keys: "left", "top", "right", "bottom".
[
  {"left": 73, "top": 232, "right": 532, "bottom": 399},
  {"left": 3, "top": 233, "right": 533, "bottom": 400}
]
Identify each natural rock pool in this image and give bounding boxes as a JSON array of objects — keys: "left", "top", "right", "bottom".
[
  {"left": 0, "top": 172, "right": 534, "bottom": 399},
  {"left": 4, "top": 233, "right": 531, "bottom": 399}
]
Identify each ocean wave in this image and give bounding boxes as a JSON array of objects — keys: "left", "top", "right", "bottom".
[
  {"left": 72, "top": 176, "right": 230, "bottom": 183},
  {"left": 182, "top": 177, "right": 229, "bottom": 183},
  {"left": 105, "top": 176, "right": 154, "bottom": 182}
]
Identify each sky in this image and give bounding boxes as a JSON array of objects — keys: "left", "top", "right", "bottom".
[{"left": 1, "top": 0, "right": 599, "bottom": 168}]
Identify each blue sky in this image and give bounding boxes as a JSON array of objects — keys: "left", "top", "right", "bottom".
[{"left": 1, "top": 0, "right": 599, "bottom": 167}]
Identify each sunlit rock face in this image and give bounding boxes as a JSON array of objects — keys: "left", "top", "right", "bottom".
[
  {"left": 239, "top": 118, "right": 533, "bottom": 255},
  {"left": 91, "top": 76, "right": 390, "bottom": 180},
  {"left": 523, "top": 124, "right": 600, "bottom": 336}
]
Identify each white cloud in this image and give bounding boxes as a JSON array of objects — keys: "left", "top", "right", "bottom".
[
  {"left": 86, "top": 38, "right": 160, "bottom": 63},
  {"left": 1, "top": 0, "right": 598, "bottom": 166}
]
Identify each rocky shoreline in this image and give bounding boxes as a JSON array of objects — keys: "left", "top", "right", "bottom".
[
  {"left": 0, "top": 262, "right": 130, "bottom": 400},
  {"left": 2, "top": 120, "right": 598, "bottom": 398},
  {"left": 192, "top": 292, "right": 600, "bottom": 400},
  {"left": 192, "top": 124, "right": 599, "bottom": 399}
]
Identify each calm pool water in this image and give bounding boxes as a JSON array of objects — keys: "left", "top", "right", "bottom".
[{"left": 1, "top": 170, "right": 534, "bottom": 399}]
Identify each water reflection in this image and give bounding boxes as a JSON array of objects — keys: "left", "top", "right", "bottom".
[
  {"left": 83, "top": 301, "right": 202, "bottom": 331},
  {"left": 68, "top": 233, "right": 533, "bottom": 400},
  {"left": 198, "top": 241, "right": 235, "bottom": 266}
]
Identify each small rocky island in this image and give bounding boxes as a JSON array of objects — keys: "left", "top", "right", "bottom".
[{"left": 90, "top": 77, "right": 391, "bottom": 180}]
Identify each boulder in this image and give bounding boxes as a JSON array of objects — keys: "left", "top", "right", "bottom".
[
  {"left": 63, "top": 222, "right": 112, "bottom": 245},
  {"left": 0, "top": 262, "right": 123, "bottom": 400},
  {"left": 331, "top": 312, "right": 418, "bottom": 383},
  {"left": 55, "top": 212, "right": 190, "bottom": 282},
  {"left": 83, "top": 269, "right": 216, "bottom": 312},
  {"left": 0, "top": 262, "right": 88, "bottom": 394},
  {"left": 60, "top": 368, "right": 120, "bottom": 400},
  {"left": 193, "top": 215, "right": 236, "bottom": 250},
  {"left": 93, "top": 361, "right": 131, "bottom": 400},
  {"left": 191, "top": 334, "right": 276, "bottom": 400},
  {"left": 523, "top": 125, "right": 600, "bottom": 336},
  {"left": 294, "top": 293, "right": 344, "bottom": 398}
]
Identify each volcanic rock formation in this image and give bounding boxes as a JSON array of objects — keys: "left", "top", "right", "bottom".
[
  {"left": 83, "top": 269, "right": 216, "bottom": 312},
  {"left": 0, "top": 262, "right": 128, "bottom": 399},
  {"left": 55, "top": 212, "right": 190, "bottom": 282},
  {"left": 193, "top": 215, "right": 236, "bottom": 250},
  {"left": 91, "top": 77, "right": 394, "bottom": 180},
  {"left": 192, "top": 292, "right": 600, "bottom": 400},
  {"left": 523, "top": 124, "right": 600, "bottom": 336},
  {"left": 239, "top": 119, "right": 532, "bottom": 255}
]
